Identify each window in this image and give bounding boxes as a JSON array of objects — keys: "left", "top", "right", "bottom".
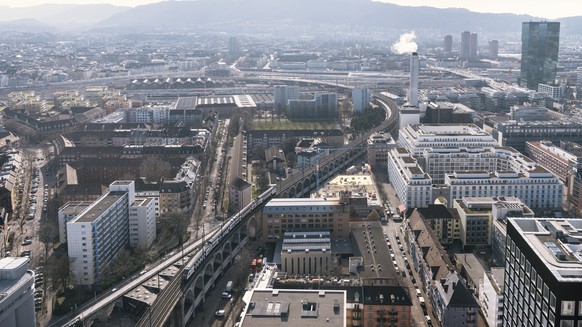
[
  {"left": 561, "top": 321, "right": 574, "bottom": 327},
  {"left": 562, "top": 301, "right": 575, "bottom": 316}
]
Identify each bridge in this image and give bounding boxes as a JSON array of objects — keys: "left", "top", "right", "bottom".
[{"left": 55, "top": 93, "right": 400, "bottom": 327}]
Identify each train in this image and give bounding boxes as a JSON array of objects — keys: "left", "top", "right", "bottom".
[{"left": 181, "top": 186, "right": 277, "bottom": 282}]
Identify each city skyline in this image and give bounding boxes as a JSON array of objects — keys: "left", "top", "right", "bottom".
[{"left": 0, "top": 0, "right": 579, "bottom": 19}]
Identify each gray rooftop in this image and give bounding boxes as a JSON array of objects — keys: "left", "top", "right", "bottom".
[{"left": 241, "top": 289, "right": 345, "bottom": 327}]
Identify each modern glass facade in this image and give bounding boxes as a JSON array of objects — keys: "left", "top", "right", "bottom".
[{"left": 520, "top": 22, "right": 560, "bottom": 90}]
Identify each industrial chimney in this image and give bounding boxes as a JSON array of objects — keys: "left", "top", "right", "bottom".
[{"left": 408, "top": 52, "right": 419, "bottom": 107}]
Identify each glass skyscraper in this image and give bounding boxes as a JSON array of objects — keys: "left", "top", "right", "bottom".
[{"left": 520, "top": 21, "right": 560, "bottom": 90}]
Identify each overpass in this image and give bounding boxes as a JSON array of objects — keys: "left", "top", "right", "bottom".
[{"left": 56, "top": 93, "right": 400, "bottom": 327}]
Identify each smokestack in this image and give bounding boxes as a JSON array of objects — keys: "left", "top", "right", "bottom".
[{"left": 408, "top": 52, "right": 419, "bottom": 107}]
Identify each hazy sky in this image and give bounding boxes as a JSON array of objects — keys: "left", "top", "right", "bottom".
[{"left": 1, "top": 0, "right": 579, "bottom": 19}]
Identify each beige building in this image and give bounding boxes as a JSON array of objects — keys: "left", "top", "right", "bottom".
[
  {"left": 280, "top": 231, "right": 333, "bottom": 275},
  {"left": 367, "top": 132, "right": 396, "bottom": 170},
  {"left": 262, "top": 198, "right": 350, "bottom": 243},
  {"left": 453, "top": 196, "right": 535, "bottom": 248}
]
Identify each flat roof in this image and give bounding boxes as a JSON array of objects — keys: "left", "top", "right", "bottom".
[
  {"left": 241, "top": 289, "right": 345, "bottom": 327},
  {"left": 72, "top": 191, "right": 126, "bottom": 223},
  {"left": 508, "top": 218, "right": 582, "bottom": 282}
]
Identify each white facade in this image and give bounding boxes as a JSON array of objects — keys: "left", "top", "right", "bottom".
[
  {"left": 387, "top": 147, "right": 432, "bottom": 209},
  {"left": 538, "top": 83, "right": 565, "bottom": 100},
  {"left": 352, "top": 87, "right": 369, "bottom": 113},
  {"left": 479, "top": 268, "right": 504, "bottom": 327},
  {"left": 67, "top": 181, "right": 135, "bottom": 285},
  {"left": 445, "top": 169, "right": 562, "bottom": 212},
  {"left": 0, "top": 258, "right": 36, "bottom": 327},
  {"left": 57, "top": 201, "right": 92, "bottom": 243},
  {"left": 398, "top": 124, "right": 498, "bottom": 156},
  {"left": 129, "top": 197, "right": 157, "bottom": 249}
]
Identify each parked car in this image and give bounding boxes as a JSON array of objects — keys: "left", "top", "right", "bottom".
[
  {"left": 215, "top": 310, "right": 225, "bottom": 317},
  {"left": 221, "top": 292, "right": 232, "bottom": 299}
]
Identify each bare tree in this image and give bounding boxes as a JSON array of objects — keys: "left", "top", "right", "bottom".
[
  {"left": 49, "top": 254, "right": 72, "bottom": 291},
  {"left": 140, "top": 157, "right": 171, "bottom": 183},
  {"left": 39, "top": 223, "right": 57, "bottom": 259}
]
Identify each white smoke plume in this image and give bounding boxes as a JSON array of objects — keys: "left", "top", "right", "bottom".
[{"left": 391, "top": 32, "right": 418, "bottom": 54}]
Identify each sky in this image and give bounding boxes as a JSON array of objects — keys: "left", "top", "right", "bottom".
[{"left": 0, "top": 0, "right": 579, "bottom": 19}]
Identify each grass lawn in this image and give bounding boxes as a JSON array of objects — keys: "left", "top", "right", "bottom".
[{"left": 253, "top": 119, "right": 338, "bottom": 130}]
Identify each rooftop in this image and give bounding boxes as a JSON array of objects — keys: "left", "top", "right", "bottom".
[
  {"left": 71, "top": 191, "right": 127, "bottom": 223},
  {"left": 241, "top": 289, "right": 345, "bottom": 327},
  {"left": 508, "top": 218, "right": 582, "bottom": 282}
]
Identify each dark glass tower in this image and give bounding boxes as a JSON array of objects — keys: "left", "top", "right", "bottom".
[{"left": 520, "top": 21, "right": 560, "bottom": 90}]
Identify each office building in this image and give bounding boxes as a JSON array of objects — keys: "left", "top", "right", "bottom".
[
  {"left": 0, "top": 258, "right": 36, "bottom": 327},
  {"left": 423, "top": 102, "right": 475, "bottom": 124},
  {"left": 489, "top": 40, "right": 499, "bottom": 58},
  {"left": 273, "top": 85, "right": 300, "bottom": 110},
  {"left": 67, "top": 181, "right": 135, "bottom": 285},
  {"left": 461, "top": 31, "right": 471, "bottom": 59},
  {"left": 520, "top": 21, "right": 560, "bottom": 90},
  {"left": 262, "top": 198, "right": 350, "bottom": 243},
  {"left": 488, "top": 120, "right": 582, "bottom": 153},
  {"left": 538, "top": 82, "right": 566, "bottom": 100},
  {"left": 510, "top": 104, "right": 548, "bottom": 121},
  {"left": 444, "top": 35, "right": 453, "bottom": 54},
  {"left": 504, "top": 218, "right": 582, "bottom": 326},
  {"left": 352, "top": 87, "right": 369, "bottom": 113}
]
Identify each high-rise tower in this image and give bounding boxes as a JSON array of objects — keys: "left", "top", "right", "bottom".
[
  {"left": 489, "top": 40, "right": 499, "bottom": 59},
  {"left": 444, "top": 35, "right": 453, "bottom": 54},
  {"left": 470, "top": 33, "right": 478, "bottom": 58},
  {"left": 461, "top": 31, "right": 471, "bottom": 59},
  {"left": 520, "top": 21, "right": 560, "bottom": 90},
  {"left": 399, "top": 52, "right": 420, "bottom": 129}
]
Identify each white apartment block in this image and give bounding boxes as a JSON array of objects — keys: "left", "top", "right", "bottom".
[
  {"left": 67, "top": 181, "right": 134, "bottom": 286},
  {"left": 129, "top": 197, "right": 156, "bottom": 249},
  {"left": 387, "top": 147, "right": 432, "bottom": 209},
  {"left": 58, "top": 201, "right": 92, "bottom": 243},
  {"left": 398, "top": 124, "right": 498, "bottom": 156}
]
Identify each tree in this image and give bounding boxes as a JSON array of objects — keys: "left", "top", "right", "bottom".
[
  {"left": 49, "top": 254, "right": 72, "bottom": 291},
  {"left": 285, "top": 152, "right": 297, "bottom": 169},
  {"left": 367, "top": 209, "right": 381, "bottom": 221},
  {"left": 39, "top": 223, "right": 57, "bottom": 260},
  {"left": 140, "top": 157, "right": 171, "bottom": 183}
]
